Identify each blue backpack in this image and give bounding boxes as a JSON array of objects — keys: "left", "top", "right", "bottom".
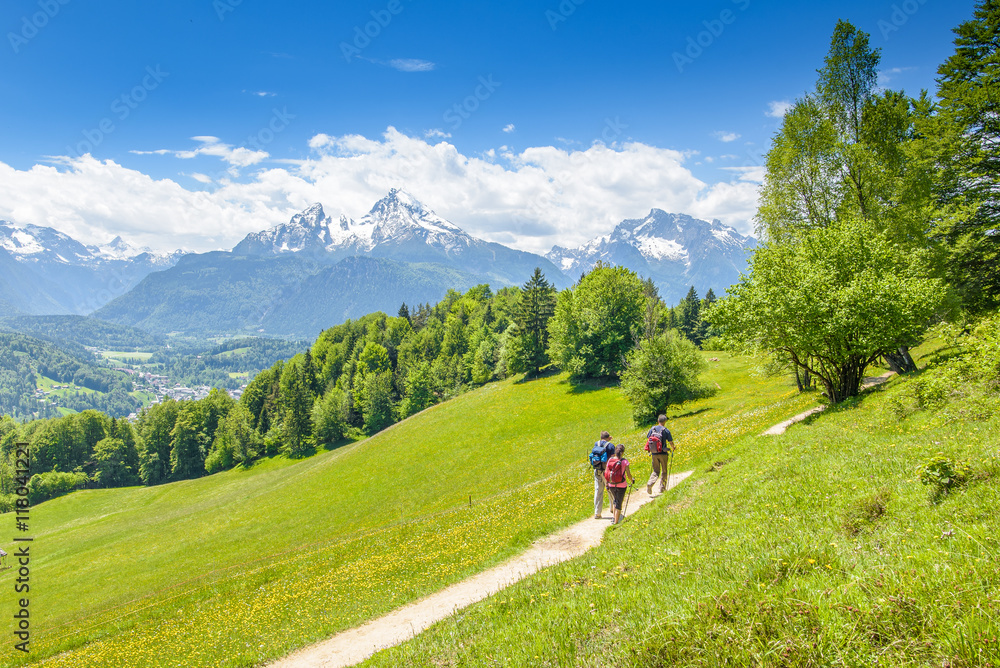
[{"left": 589, "top": 440, "right": 611, "bottom": 470}]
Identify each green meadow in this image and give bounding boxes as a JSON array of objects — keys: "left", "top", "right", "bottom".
[
  {"left": 360, "top": 345, "right": 1000, "bottom": 667},
  {"left": 0, "top": 353, "right": 807, "bottom": 667}
]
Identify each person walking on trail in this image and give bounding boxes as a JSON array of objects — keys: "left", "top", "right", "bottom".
[
  {"left": 589, "top": 431, "right": 616, "bottom": 519},
  {"left": 603, "top": 444, "right": 635, "bottom": 525},
  {"left": 645, "top": 414, "right": 674, "bottom": 495}
]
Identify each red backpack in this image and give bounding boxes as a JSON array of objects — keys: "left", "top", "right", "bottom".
[
  {"left": 604, "top": 458, "right": 627, "bottom": 485},
  {"left": 646, "top": 426, "right": 667, "bottom": 453}
]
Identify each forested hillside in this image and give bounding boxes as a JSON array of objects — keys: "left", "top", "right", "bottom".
[{"left": 0, "top": 333, "right": 139, "bottom": 420}]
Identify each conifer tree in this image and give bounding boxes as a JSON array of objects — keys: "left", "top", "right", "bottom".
[{"left": 513, "top": 268, "right": 557, "bottom": 376}]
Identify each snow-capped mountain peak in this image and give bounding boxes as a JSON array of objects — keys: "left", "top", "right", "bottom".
[
  {"left": 233, "top": 190, "right": 475, "bottom": 257},
  {"left": 545, "top": 209, "right": 756, "bottom": 304}
]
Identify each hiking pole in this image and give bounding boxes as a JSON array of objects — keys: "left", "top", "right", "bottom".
[
  {"left": 622, "top": 482, "right": 633, "bottom": 521},
  {"left": 665, "top": 449, "right": 673, "bottom": 492}
]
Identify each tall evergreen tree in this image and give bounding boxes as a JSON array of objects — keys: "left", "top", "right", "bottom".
[
  {"left": 677, "top": 286, "right": 701, "bottom": 343},
  {"left": 513, "top": 268, "right": 557, "bottom": 376},
  {"left": 279, "top": 361, "right": 313, "bottom": 456},
  {"left": 926, "top": 0, "right": 1000, "bottom": 312}
]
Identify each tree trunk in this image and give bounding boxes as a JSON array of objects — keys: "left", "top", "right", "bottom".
[
  {"left": 883, "top": 346, "right": 917, "bottom": 374},
  {"left": 794, "top": 366, "right": 804, "bottom": 392}
]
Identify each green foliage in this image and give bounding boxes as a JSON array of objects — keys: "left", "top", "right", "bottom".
[
  {"left": 92, "top": 437, "right": 139, "bottom": 487},
  {"left": 279, "top": 358, "right": 314, "bottom": 456},
  {"left": 361, "top": 371, "right": 395, "bottom": 435},
  {"left": 546, "top": 264, "right": 645, "bottom": 380},
  {"left": 0, "top": 331, "right": 140, "bottom": 419},
  {"left": 26, "top": 470, "right": 88, "bottom": 504},
  {"left": 925, "top": 0, "right": 1000, "bottom": 312},
  {"left": 311, "top": 387, "right": 347, "bottom": 446},
  {"left": 709, "top": 219, "right": 945, "bottom": 403},
  {"left": 620, "top": 330, "right": 708, "bottom": 424},
  {"left": 510, "top": 268, "right": 557, "bottom": 376},
  {"left": 919, "top": 453, "right": 972, "bottom": 501}
]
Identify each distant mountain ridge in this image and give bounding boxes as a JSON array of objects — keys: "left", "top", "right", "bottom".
[
  {"left": 234, "top": 189, "right": 569, "bottom": 287},
  {"left": 0, "top": 220, "right": 183, "bottom": 315},
  {"left": 5, "top": 193, "right": 756, "bottom": 337},
  {"left": 546, "top": 209, "right": 756, "bottom": 304}
]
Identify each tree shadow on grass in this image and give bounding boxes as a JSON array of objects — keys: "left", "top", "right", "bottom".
[
  {"left": 669, "top": 407, "right": 712, "bottom": 420},
  {"left": 560, "top": 377, "right": 618, "bottom": 394},
  {"left": 513, "top": 367, "right": 562, "bottom": 385}
]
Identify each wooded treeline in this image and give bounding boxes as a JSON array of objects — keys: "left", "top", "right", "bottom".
[{"left": 0, "top": 263, "right": 714, "bottom": 505}]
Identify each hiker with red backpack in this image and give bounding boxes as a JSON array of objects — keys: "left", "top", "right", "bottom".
[
  {"left": 603, "top": 444, "right": 635, "bottom": 525},
  {"left": 644, "top": 414, "right": 675, "bottom": 495},
  {"left": 588, "top": 431, "right": 617, "bottom": 519}
]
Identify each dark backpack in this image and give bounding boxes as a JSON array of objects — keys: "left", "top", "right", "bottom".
[
  {"left": 646, "top": 426, "right": 668, "bottom": 454},
  {"left": 605, "top": 458, "right": 627, "bottom": 485},
  {"left": 589, "top": 441, "right": 611, "bottom": 469}
]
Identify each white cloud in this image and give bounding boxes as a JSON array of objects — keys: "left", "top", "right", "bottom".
[
  {"left": 0, "top": 128, "right": 760, "bottom": 255},
  {"left": 424, "top": 129, "right": 452, "bottom": 139},
  {"left": 387, "top": 58, "right": 436, "bottom": 72},
  {"left": 878, "top": 66, "right": 916, "bottom": 85},
  {"left": 502, "top": 123, "right": 516, "bottom": 133},
  {"left": 132, "top": 136, "right": 268, "bottom": 168},
  {"left": 713, "top": 131, "right": 741, "bottom": 143},
  {"left": 765, "top": 100, "right": 792, "bottom": 118}
]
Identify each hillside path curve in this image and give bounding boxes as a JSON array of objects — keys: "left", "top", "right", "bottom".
[
  {"left": 761, "top": 372, "right": 895, "bottom": 436},
  {"left": 268, "top": 469, "right": 693, "bottom": 668}
]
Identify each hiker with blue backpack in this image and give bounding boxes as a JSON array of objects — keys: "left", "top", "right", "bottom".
[
  {"left": 589, "top": 431, "right": 616, "bottom": 519},
  {"left": 604, "top": 444, "right": 635, "bottom": 525},
  {"left": 644, "top": 414, "right": 675, "bottom": 495}
]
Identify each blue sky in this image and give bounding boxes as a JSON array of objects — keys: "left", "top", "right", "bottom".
[{"left": 0, "top": 0, "right": 978, "bottom": 254}]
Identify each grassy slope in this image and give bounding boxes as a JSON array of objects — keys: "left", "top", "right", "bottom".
[
  {"left": 361, "top": 348, "right": 1000, "bottom": 667},
  {"left": 0, "top": 353, "right": 811, "bottom": 667}
]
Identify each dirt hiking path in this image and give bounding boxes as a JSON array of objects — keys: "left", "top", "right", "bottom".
[
  {"left": 268, "top": 470, "right": 693, "bottom": 668},
  {"left": 761, "top": 372, "right": 894, "bottom": 436}
]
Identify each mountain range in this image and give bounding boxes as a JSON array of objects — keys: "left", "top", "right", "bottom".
[
  {"left": 3, "top": 190, "right": 756, "bottom": 338},
  {"left": 0, "top": 221, "right": 182, "bottom": 315},
  {"left": 546, "top": 209, "right": 756, "bottom": 305}
]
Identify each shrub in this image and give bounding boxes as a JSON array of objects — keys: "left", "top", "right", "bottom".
[
  {"left": 620, "top": 330, "right": 708, "bottom": 425},
  {"left": 27, "top": 471, "right": 89, "bottom": 504},
  {"left": 918, "top": 454, "right": 971, "bottom": 502}
]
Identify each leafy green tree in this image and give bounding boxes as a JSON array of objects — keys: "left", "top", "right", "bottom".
[
  {"left": 311, "top": 388, "right": 348, "bottom": 446},
  {"left": 205, "top": 402, "right": 259, "bottom": 473},
  {"left": 620, "top": 330, "right": 708, "bottom": 424},
  {"left": 137, "top": 399, "right": 179, "bottom": 485},
  {"left": 924, "top": 0, "right": 1000, "bottom": 312},
  {"left": 756, "top": 19, "right": 929, "bottom": 373},
  {"left": 92, "top": 437, "right": 137, "bottom": 487},
  {"left": 169, "top": 403, "right": 208, "bottom": 480},
  {"left": 362, "top": 371, "right": 394, "bottom": 434},
  {"left": 512, "top": 268, "right": 557, "bottom": 376},
  {"left": 547, "top": 264, "right": 645, "bottom": 380},
  {"left": 356, "top": 342, "right": 391, "bottom": 376},
  {"left": 399, "top": 361, "right": 435, "bottom": 418},
  {"left": 707, "top": 219, "right": 945, "bottom": 403}
]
